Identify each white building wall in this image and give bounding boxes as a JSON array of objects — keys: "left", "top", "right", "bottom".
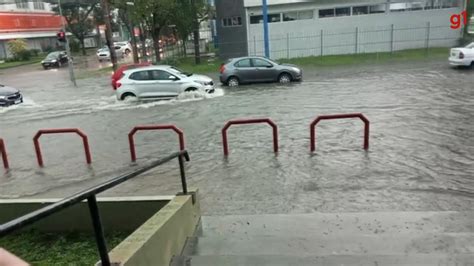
[{"left": 246, "top": 3, "right": 463, "bottom": 59}]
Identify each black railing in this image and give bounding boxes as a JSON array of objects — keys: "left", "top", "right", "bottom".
[{"left": 0, "top": 150, "right": 190, "bottom": 266}]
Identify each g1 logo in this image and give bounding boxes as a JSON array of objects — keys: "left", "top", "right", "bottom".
[{"left": 450, "top": 10, "right": 467, "bottom": 29}]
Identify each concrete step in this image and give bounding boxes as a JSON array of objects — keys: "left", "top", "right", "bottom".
[
  {"left": 201, "top": 211, "right": 474, "bottom": 238},
  {"left": 184, "top": 233, "right": 474, "bottom": 256},
  {"left": 171, "top": 254, "right": 474, "bottom": 266}
]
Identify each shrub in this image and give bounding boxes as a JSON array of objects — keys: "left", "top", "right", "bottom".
[
  {"left": 44, "top": 46, "right": 54, "bottom": 53},
  {"left": 30, "top": 49, "right": 41, "bottom": 56},
  {"left": 17, "top": 50, "right": 31, "bottom": 61},
  {"left": 7, "top": 39, "right": 28, "bottom": 61},
  {"left": 159, "top": 57, "right": 179, "bottom": 66},
  {"left": 69, "top": 40, "right": 80, "bottom": 53}
]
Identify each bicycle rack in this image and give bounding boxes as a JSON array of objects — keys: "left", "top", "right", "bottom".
[
  {"left": 33, "top": 128, "right": 92, "bottom": 167},
  {"left": 128, "top": 125, "right": 185, "bottom": 162},
  {"left": 310, "top": 113, "right": 370, "bottom": 152},
  {"left": 0, "top": 138, "right": 9, "bottom": 169},
  {"left": 222, "top": 118, "right": 279, "bottom": 156}
]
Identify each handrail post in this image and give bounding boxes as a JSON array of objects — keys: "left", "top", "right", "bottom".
[
  {"left": 178, "top": 154, "right": 188, "bottom": 194},
  {"left": 87, "top": 195, "right": 111, "bottom": 266},
  {"left": 0, "top": 139, "right": 9, "bottom": 169}
]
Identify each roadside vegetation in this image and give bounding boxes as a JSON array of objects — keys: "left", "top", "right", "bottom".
[{"left": 0, "top": 230, "right": 127, "bottom": 265}]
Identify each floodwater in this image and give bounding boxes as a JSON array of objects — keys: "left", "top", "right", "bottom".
[{"left": 0, "top": 60, "right": 473, "bottom": 215}]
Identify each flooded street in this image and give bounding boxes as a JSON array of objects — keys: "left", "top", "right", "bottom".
[{"left": 1, "top": 59, "right": 473, "bottom": 215}]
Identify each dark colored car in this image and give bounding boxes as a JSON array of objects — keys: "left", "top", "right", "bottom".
[
  {"left": 219, "top": 56, "right": 303, "bottom": 86},
  {"left": 0, "top": 84, "right": 23, "bottom": 107},
  {"left": 41, "top": 51, "right": 68, "bottom": 69},
  {"left": 111, "top": 62, "right": 152, "bottom": 90}
]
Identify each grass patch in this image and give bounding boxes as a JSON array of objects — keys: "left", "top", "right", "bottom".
[
  {"left": 0, "top": 230, "right": 128, "bottom": 265},
  {"left": 0, "top": 56, "right": 44, "bottom": 70}
]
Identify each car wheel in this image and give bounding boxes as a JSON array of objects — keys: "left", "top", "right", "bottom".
[
  {"left": 57, "top": 61, "right": 62, "bottom": 68},
  {"left": 471, "top": 61, "right": 474, "bottom": 68},
  {"left": 185, "top": 87, "right": 198, "bottom": 92},
  {"left": 125, "top": 49, "right": 131, "bottom": 55},
  {"left": 43, "top": 66, "right": 48, "bottom": 70},
  {"left": 227, "top": 76, "right": 239, "bottom": 87},
  {"left": 121, "top": 92, "right": 137, "bottom": 101},
  {"left": 278, "top": 73, "right": 292, "bottom": 84}
]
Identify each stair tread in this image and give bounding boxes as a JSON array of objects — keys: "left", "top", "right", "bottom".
[
  {"left": 202, "top": 211, "right": 474, "bottom": 237},
  {"left": 186, "top": 233, "right": 474, "bottom": 256},
  {"left": 171, "top": 254, "right": 474, "bottom": 266}
]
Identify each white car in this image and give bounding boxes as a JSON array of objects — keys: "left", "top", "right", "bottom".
[
  {"left": 449, "top": 42, "right": 474, "bottom": 67},
  {"left": 96, "top": 46, "right": 124, "bottom": 62},
  {"left": 116, "top": 65, "right": 214, "bottom": 101},
  {"left": 114, "top": 41, "right": 132, "bottom": 55},
  {"left": 163, "top": 65, "right": 215, "bottom": 89}
]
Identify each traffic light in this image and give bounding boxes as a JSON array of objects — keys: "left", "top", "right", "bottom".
[{"left": 57, "top": 31, "right": 66, "bottom": 42}]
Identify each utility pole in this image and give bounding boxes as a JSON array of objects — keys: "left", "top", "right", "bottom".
[
  {"left": 58, "top": 0, "right": 76, "bottom": 87},
  {"left": 262, "top": 0, "right": 270, "bottom": 58},
  {"left": 100, "top": 0, "right": 118, "bottom": 71}
]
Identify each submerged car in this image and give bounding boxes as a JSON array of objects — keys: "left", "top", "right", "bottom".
[
  {"left": 0, "top": 84, "right": 23, "bottom": 107},
  {"left": 116, "top": 65, "right": 214, "bottom": 101},
  {"left": 111, "top": 62, "right": 152, "bottom": 90},
  {"left": 449, "top": 42, "right": 474, "bottom": 67},
  {"left": 97, "top": 46, "right": 124, "bottom": 62},
  {"left": 41, "top": 51, "right": 68, "bottom": 69},
  {"left": 219, "top": 56, "right": 303, "bottom": 86},
  {"left": 164, "top": 65, "right": 214, "bottom": 92}
]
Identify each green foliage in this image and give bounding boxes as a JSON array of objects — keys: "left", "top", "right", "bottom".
[
  {"left": 17, "top": 49, "right": 31, "bottom": 61},
  {"left": 29, "top": 49, "right": 41, "bottom": 56},
  {"left": 44, "top": 46, "right": 54, "bottom": 53},
  {"left": 69, "top": 39, "right": 81, "bottom": 53},
  {"left": 0, "top": 230, "right": 127, "bottom": 265},
  {"left": 7, "top": 39, "right": 28, "bottom": 61}
]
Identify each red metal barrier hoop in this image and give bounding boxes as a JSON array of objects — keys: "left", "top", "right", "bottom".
[
  {"left": 0, "top": 138, "right": 9, "bottom": 169},
  {"left": 310, "top": 113, "right": 370, "bottom": 152},
  {"left": 128, "top": 125, "right": 185, "bottom": 162},
  {"left": 222, "top": 118, "right": 278, "bottom": 156},
  {"left": 33, "top": 128, "right": 92, "bottom": 167}
]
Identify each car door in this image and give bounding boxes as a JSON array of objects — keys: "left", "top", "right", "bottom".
[
  {"left": 128, "top": 70, "right": 155, "bottom": 98},
  {"left": 233, "top": 59, "right": 254, "bottom": 83},
  {"left": 251, "top": 58, "right": 278, "bottom": 82},
  {"left": 148, "top": 70, "right": 183, "bottom": 97}
]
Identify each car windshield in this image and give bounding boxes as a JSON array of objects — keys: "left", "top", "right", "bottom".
[
  {"left": 170, "top": 66, "right": 192, "bottom": 77},
  {"left": 466, "top": 43, "right": 474, "bottom": 49},
  {"left": 46, "top": 53, "right": 58, "bottom": 59},
  {"left": 167, "top": 67, "right": 188, "bottom": 78}
]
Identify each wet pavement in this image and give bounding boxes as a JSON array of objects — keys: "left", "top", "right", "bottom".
[{"left": 0, "top": 58, "right": 473, "bottom": 215}]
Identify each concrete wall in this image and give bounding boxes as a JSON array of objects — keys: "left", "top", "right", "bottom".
[
  {"left": 246, "top": 6, "right": 463, "bottom": 59},
  {"left": 215, "top": 0, "right": 249, "bottom": 59}
]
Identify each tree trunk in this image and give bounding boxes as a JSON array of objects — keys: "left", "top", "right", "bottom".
[
  {"left": 152, "top": 26, "right": 162, "bottom": 62},
  {"left": 139, "top": 24, "right": 147, "bottom": 61},
  {"left": 101, "top": 0, "right": 117, "bottom": 71},
  {"left": 80, "top": 38, "right": 86, "bottom": 56},
  {"left": 96, "top": 24, "right": 102, "bottom": 48},
  {"left": 191, "top": 0, "right": 201, "bottom": 64},
  {"left": 129, "top": 24, "right": 139, "bottom": 63},
  {"left": 182, "top": 38, "right": 187, "bottom": 57}
]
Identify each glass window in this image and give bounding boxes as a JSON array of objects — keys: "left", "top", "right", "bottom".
[
  {"left": 353, "top": 6, "right": 369, "bottom": 15},
  {"left": 33, "top": 0, "right": 44, "bottom": 10},
  {"left": 283, "top": 12, "right": 297, "bottom": 22},
  {"left": 370, "top": 4, "right": 386, "bottom": 13},
  {"left": 235, "top": 59, "right": 252, "bottom": 68},
  {"left": 268, "top": 13, "right": 281, "bottom": 23},
  {"left": 336, "top": 7, "right": 351, "bottom": 16},
  {"left": 130, "top": 71, "right": 150, "bottom": 81},
  {"left": 250, "top": 15, "right": 263, "bottom": 24},
  {"left": 319, "top": 9, "right": 335, "bottom": 18},
  {"left": 15, "top": 0, "right": 28, "bottom": 9},
  {"left": 223, "top": 17, "right": 242, "bottom": 27},
  {"left": 298, "top": 10, "right": 313, "bottom": 20},
  {"left": 150, "top": 70, "right": 175, "bottom": 80},
  {"left": 252, "top": 58, "right": 273, "bottom": 67},
  {"left": 232, "top": 17, "right": 242, "bottom": 26}
]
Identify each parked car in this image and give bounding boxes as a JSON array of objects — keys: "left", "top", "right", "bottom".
[
  {"left": 0, "top": 84, "right": 23, "bottom": 107},
  {"left": 115, "top": 65, "right": 213, "bottom": 101},
  {"left": 219, "top": 56, "right": 303, "bottom": 86},
  {"left": 41, "top": 51, "right": 68, "bottom": 69},
  {"left": 111, "top": 62, "right": 152, "bottom": 90},
  {"left": 449, "top": 42, "right": 474, "bottom": 67},
  {"left": 114, "top": 41, "right": 132, "bottom": 55},
  {"left": 96, "top": 46, "right": 124, "bottom": 62}
]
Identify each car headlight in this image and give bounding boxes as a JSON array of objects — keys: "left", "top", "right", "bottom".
[
  {"left": 41, "top": 60, "right": 44, "bottom": 63},
  {"left": 0, "top": 95, "right": 5, "bottom": 99},
  {"left": 291, "top": 67, "right": 301, "bottom": 73},
  {"left": 51, "top": 59, "right": 57, "bottom": 63}
]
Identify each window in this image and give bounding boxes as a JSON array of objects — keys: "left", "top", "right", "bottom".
[
  {"left": 353, "top": 6, "right": 369, "bottom": 15},
  {"left": 235, "top": 59, "right": 251, "bottom": 68},
  {"left": 282, "top": 10, "right": 313, "bottom": 21},
  {"left": 369, "top": 4, "right": 386, "bottom": 13},
  {"left": 336, "top": 7, "right": 351, "bottom": 16},
  {"left": 252, "top": 58, "right": 272, "bottom": 68},
  {"left": 33, "top": 0, "right": 44, "bottom": 10},
  {"left": 150, "top": 70, "right": 175, "bottom": 80},
  {"left": 319, "top": 9, "right": 335, "bottom": 18},
  {"left": 222, "top": 16, "right": 242, "bottom": 27},
  {"left": 130, "top": 71, "right": 150, "bottom": 81},
  {"left": 15, "top": 0, "right": 28, "bottom": 9},
  {"left": 250, "top": 14, "right": 281, "bottom": 24}
]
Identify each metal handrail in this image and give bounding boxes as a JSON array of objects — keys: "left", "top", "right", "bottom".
[
  {"left": 0, "top": 150, "right": 190, "bottom": 266},
  {"left": 0, "top": 138, "right": 9, "bottom": 169},
  {"left": 221, "top": 118, "right": 279, "bottom": 156},
  {"left": 310, "top": 113, "right": 370, "bottom": 152},
  {"left": 33, "top": 128, "right": 92, "bottom": 167}
]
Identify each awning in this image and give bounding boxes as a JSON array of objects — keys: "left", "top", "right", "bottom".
[{"left": 0, "top": 31, "right": 70, "bottom": 41}]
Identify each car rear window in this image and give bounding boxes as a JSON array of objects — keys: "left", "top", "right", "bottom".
[{"left": 129, "top": 71, "right": 150, "bottom": 80}]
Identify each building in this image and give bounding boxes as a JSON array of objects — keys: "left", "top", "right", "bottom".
[
  {"left": 216, "top": 0, "right": 466, "bottom": 59},
  {"left": 0, "top": 0, "right": 63, "bottom": 59}
]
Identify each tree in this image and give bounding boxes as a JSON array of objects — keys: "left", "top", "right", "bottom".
[
  {"left": 113, "top": 0, "right": 139, "bottom": 63},
  {"left": 54, "top": 0, "right": 99, "bottom": 55},
  {"left": 7, "top": 39, "right": 28, "bottom": 61}
]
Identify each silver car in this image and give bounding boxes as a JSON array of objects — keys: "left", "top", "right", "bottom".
[
  {"left": 219, "top": 56, "right": 303, "bottom": 86},
  {"left": 96, "top": 46, "right": 124, "bottom": 62},
  {"left": 116, "top": 65, "right": 214, "bottom": 101}
]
